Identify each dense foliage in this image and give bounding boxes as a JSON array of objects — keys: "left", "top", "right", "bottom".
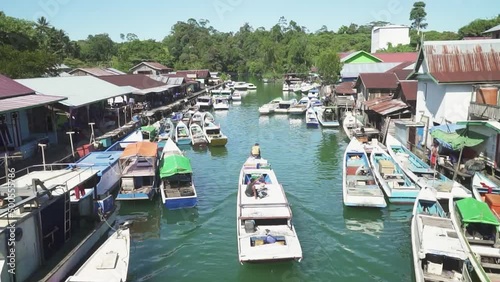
[{"left": 0, "top": 8, "right": 499, "bottom": 79}]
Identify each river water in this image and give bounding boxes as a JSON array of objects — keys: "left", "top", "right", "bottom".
[{"left": 117, "top": 80, "right": 414, "bottom": 282}]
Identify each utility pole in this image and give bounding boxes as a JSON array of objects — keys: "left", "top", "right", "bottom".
[
  {"left": 66, "top": 131, "right": 75, "bottom": 158},
  {"left": 38, "top": 144, "right": 47, "bottom": 171}
]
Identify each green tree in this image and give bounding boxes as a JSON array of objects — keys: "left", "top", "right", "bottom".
[
  {"left": 458, "top": 15, "right": 500, "bottom": 37},
  {"left": 79, "top": 33, "right": 116, "bottom": 63},
  {"left": 410, "top": 1, "right": 428, "bottom": 33},
  {"left": 316, "top": 49, "right": 341, "bottom": 85}
]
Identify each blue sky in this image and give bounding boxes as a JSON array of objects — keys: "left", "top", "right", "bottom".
[{"left": 1, "top": 0, "right": 497, "bottom": 41}]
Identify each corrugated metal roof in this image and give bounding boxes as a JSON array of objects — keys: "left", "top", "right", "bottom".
[
  {"left": 363, "top": 95, "right": 393, "bottom": 107},
  {"left": 364, "top": 97, "right": 409, "bottom": 115},
  {"left": 176, "top": 69, "right": 211, "bottom": 79},
  {"left": 167, "top": 77, "right": 185, "bottom": 85},
  {"left": 16, "top": 76, "right": 131, "bottom": 108},
  {"left": 0, "top": 94, "right": 66, "bottom": 113},
  {"left": 372, "top": 52, "right": 418, "bottom": 63},
  {"left": 385, "top": 61, "right": 415, "bottom": 80},
  {"left": 398, "top": 80, "right": 417, "bottom": 101},
  {"left": 484, "top": 24, "right": 500, "bottom": 34},
  {"left": 0, "top": 74, "right": 35, "bottom": 98},
  {"left": 422, "top": 39, "right": 500, "bottom": 83},
  {"left": 98, "top": 74, "right": 167, "bottom": 90},
  {"left": 69, "top": 68, "right": 119, "bottom": 76},
  {"left": 334, "top": 81, "right": 356, "bottom": 94},
  {"left": 356, "top": 73, "right": 399, "bottom": 89},
  {"left": 341, "top": 62, "right": 401, "bottom": 78}
]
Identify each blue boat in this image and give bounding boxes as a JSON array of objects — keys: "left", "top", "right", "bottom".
[
  {"left": 369, "top": 145, "right": 419, "bottom": 204},
  {"left": 116, "top": 141, "right": 159, "bottom": 201},
  {"left": 385, "top": 135, "right": 480, "bottom": 200},
  {"left": 159, "top": 138, "right": 197, "bottom": 209},
  {"left": 74, "top": 151, "right": 123, "bottom": 200}
]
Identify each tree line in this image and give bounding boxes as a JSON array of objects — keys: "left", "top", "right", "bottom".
[{"left": 0, "top": 6, "right": 499, "bottom": 81}]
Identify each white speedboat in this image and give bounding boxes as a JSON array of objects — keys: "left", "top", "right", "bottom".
[
  {"left": 219, "top": 89, "right": 233, "bottom": 100},
  {"left": 247, "top": 83, "right": 257, "bottom": 90},
  {"left": 288, "top": 97, "right": 309, "bottom": 115},
  {"left": 258, "top": 97, "right": 282, "bottom": 115},
  {"left": 316, "top": 106, "right": 339, "bottom": 128},
  {"left": 234, "top": 81, "right": 248, "bottom": 91},
  {"left": 196, "top": 95, "right": 213, "bottom": 109},
  {"left": 305, "top": 107, "right": 319, "bottom": 128},
  {"left": 236, "top": 156, "right": 302, "bottom": 263},
  {"left": 342, "top": 111, "right": 363, "bottom": 139},
  {"left": 190, "top": 123, "right": 208, "bottom": 146},
  {"left": 232, "top": 91, "right": 242, "bottom": 101},
  {"left": 411, "top": 187, "right": 473, "bottom": 281},
  {"left": 175, "top": 121, "right": 192, "bottom": 146},
  {"left": 282, "top": 83, "right": 290, "bottom": 92},
  {"left": 213, "top": 97, "right": 230, "bottom": 110},
  {"left": 343, "top": 138, "right": 386, "bottom": 208},
  {"left": 369, "top": 144, "right": 419, "bottom": 204},
  {"left": 159, "top": 138, "right": 197, "bottom": 210},
  {"left": 211, "top": 88, "right": 222, "bottom": 95},
  {"left": 66, "top": 222, "right": 131, "bottom": 282},
  {"left": 274, "top": 99, "right": 297, "bottom": 114}
]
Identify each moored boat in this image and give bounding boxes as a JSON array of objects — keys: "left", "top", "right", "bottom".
[
  {"left": 190, "top": 123, "right": 208, "bottom": 146},
  {"left": 232, "top": 91, "right": 243, "bottom": 101},
  {"left": 234, "top": 81, "right": 248, "bottom": 91},
  {"left": 343, "top": 138, "right": 387, "bottom": 208},
  {"left": 236, "top": 156, "right": 302, "bottom": 263},
  {"left": 342, "top": 111, "right": 363, "bottom": 139},
  {"left": 369, "top": 144, "right": 419, "bottom": 203},
  {"left": 158, "top": 118, "right": 174, "bottom": 141},
  {"left": 175, "top": 121, "right": 192, "bottom": 145},
  {"left": 213, "top": 97, "right": 230, "bottom": 110},
  {"left": 288, "top": 97, "right": 309, "bottom": 115},
  {"left": 259, "top": 97, "right": 282, "bottom": 115},
  {"left": 247, "top": 83, "right": 257, "bottom": 90},
  {"left": 316, "top": 106, "right": 340, "bottom": 128},
  {"left": 305, "top": 107, "right": 319, "bottom": 128},
  {"left": 66, "top": 222, "right": 131, "bottom": 282},
  {"left": 117, "top": 141, "right": 159, "bottom": 201},
  {"left": 159, "top": 138, "right": 197, "bottom": 209},
  {"left": 385, "top": 134, "right": 478, "bottom": 201},
  {"left": 203, "top": 120, "right": 228, "bottom": 146},
  {"left": 274, "top": 98, "right": 297, "bottom": 114},
  {"left": 196, "top": 95, "right": 213, "bottom": 109},
  {"left": 411, "top": 187, "right": 473, "bottom": 281},
  {"left": 473, "top": 172, "right": 500, "bottom": 198}
]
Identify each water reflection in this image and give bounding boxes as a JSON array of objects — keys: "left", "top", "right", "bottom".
[
  {"left": 213, "top": 110, "right": 228, "bottom": 118},
  {"left": 343, "top": 207, "right": 384, "bottom": 238},
  {"left": 258, "top": 115, "right": 270, "bottom": 125},
  {"left": 288, "top": 117, "right": 303, "bottom": 127},
  {"left": 163, "top": 207, "right": 200, "bottom": 225},
  {"left": 209, "top": 146, "right": 228, "bottom": 158},
  {"left": 117, "top": 200, "right": 162, "bottom": 240}
]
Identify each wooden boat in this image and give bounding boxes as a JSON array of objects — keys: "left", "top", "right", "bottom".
[
  {"left": 158, "top": 118, "right": 174, "bottom": 141},
  {"left": 190, "top": 111, "right": 205, "bottom": 126},
  {"left": 175, "top": 121, "right": 192, "bottom": 146},
  {"left": 449, "top": 197, "right": 499, "bottom": 281},
  {"left": 0, "top": 163, "right": 117, "bottom": 282},
  {"left": 203, "top": 120, "right": 228, "bottom": 146},
  {"left": 342, "top": 111, "right": 363, "bottom": 139},
  {"left": 369, "top": 144, "right": 419, "bottom": 204},
  {"left": 66, "top": 222, "right": 131, "bottom": 282},
  {"left": 473, "top": 172, "right": 500, "bottom": 198},
  {"left": 117, "top": 141, "right": 159, "bottom": 201},
  {"left": 288, "top": 97, "right": 309, "bottom": 115},
  {"left": 237, "top": 156, "right": 302, "bottom": 263},
  {"left": 190, "top": 123, "right": 208, "bottom": 146},
  {"left": 385, "top": 134, "right": 478, "bottom": 201},
  {"left": 351, "top": 127, "right": 381, "bottom": 154},
  {"left": 316, "top": 106, "right": 340, "bottom": 128},
  {"left": 259, "top": 97, "right": 282, "bottom": 115},
  {"left": 343, "top": 138, "right": 387, "bottom": 208},
  {"left": 305, "top": 107, "right": 319, "bottom": 128},
  {"left": 411, "top": 187, "right": 473, "bottom": 282},
  {"left": 159, "top": 138, "right": 197, "bottom": 210},
  {"left": 213, "top": 97, "right": 230, "bottom": 110},
  {"left": 274, "top": 98, "right": 297, "bottom": 114}
]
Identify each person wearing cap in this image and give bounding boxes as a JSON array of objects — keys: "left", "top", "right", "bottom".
[
  {"left": 251, "top": 143, "right": 261, "bottom": 158},
  {"left": 245, "top": 176, "right": 259, "bottom": 199}
]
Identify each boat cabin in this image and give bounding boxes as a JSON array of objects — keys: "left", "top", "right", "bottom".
[
  {"left": 141, "top": 125, "right": 157, "bottom": 142},
  {"left": 456, "top": 198, "right": 500, "bottom": 246},
  {"left": 160, "top": 155, "right": 195, "bottom": 198},
  {"left": 352, "top": 127, "right": 380, "bottom": 143},
  {"left": 119, "top": 142, "right": 158, "bottom": 199}
]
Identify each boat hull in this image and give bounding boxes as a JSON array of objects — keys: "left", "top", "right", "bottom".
[
  {"left": 306, "top": 122, "right": 319, "bottom": 128},
  {"left": 209, "top": 137, "right": 228, "bottom": 146},
  {"left": 41, "top": 210, "right": 117, "bottom": 282},
  {"left": 164, "top": 196, "right": 198, "bottom": 210},
  {"left": 319, "top": 121, "right": 339, "bottom": 128},
  {"left": 176, "top": 138, "right": 192, "bottom": 146}
]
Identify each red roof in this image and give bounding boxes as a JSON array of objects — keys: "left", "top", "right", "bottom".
[
  {"left": 385, "top": 61, "right": 415, "bottom": 80},
  {"left": 0, "top": 74, "right": 35, "bottom": 98},
  {"left": 176, "top": 69, "right": 211, "bottom": 79},
  {"left": 356, "top": 73, "right": 399, "bottom": 89},
  {"left": 398, "top": 80, "right": 417, "bottom": 101},
  {"left": 0, "top": 94, "right": 66, "bottom": 113},
  {"left": 421, "top": 40, "right": 500, "bottom": 83},
  {"left": 98, "top": 74, "right": 167, "bottom": 90},
  {"left": 334, "top": 81, "right": 356, "bottom": 94},
  {"left": 372, "top": 52, "right": 418, "bottom": 63}
]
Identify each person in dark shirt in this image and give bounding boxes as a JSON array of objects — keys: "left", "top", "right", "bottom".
[{"left": 245, "top": 176, "right": 259, "bottom": 198}]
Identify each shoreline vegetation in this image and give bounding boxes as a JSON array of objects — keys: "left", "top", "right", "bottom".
[{"left": 0, "top": 8, "right": 499, "bottom": 80}]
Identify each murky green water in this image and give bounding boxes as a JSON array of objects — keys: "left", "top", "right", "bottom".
[{"left": 117, "top": 80, "right": 414, "bottom": 282}]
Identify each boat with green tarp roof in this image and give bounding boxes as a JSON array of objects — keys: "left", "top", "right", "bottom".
[{"left": 159, "top": 138, "right": 197, "bottom": 209}]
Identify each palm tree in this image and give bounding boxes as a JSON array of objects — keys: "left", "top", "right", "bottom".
[{"left": 36, "top": 16, "right": 50, "bottom": 31}]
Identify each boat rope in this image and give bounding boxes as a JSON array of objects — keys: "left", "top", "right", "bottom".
[{"left": 98, "top": 208, "right": 117, "bottom": 232}]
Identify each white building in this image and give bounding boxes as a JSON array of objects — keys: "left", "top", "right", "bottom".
[
  {"left": 410, "top": 39, "right": 500, "bottom": 148},
  {"left": 371, "top": 25, "right": 410, "bottom": 53}
]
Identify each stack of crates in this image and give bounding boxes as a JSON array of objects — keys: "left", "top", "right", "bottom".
[{"left": 378, "top": 160, "right": 394, "bottom": 176}]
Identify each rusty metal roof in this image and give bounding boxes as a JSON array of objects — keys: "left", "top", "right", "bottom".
[
  {"left": 356, "top": 73, "right": 399, "bottom": 89},
  {"left": 421, "top": 39, "right": 500, "bottom": 83},
  {"left": 363, "top": 96, "right": 409, "bottom": 115},
  {"left": 334, "top": 81, "right": 356, "bottom": 94},
  {"left": 398, "top": 80, "right": 417, "bottom": 101},
  {"left": 363, "top": 95, "right": 393, "bottom": 107}
]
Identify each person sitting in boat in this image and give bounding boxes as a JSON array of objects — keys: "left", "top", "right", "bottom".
[
  {"left": 265, "top": 229, "right": 277, "bottom": 244},
  {"left": 251, "top": 143, "right": 261, "bottom": 159},
  {"left": 245, "top": 176, "right": 259, "bottom": 199}
]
